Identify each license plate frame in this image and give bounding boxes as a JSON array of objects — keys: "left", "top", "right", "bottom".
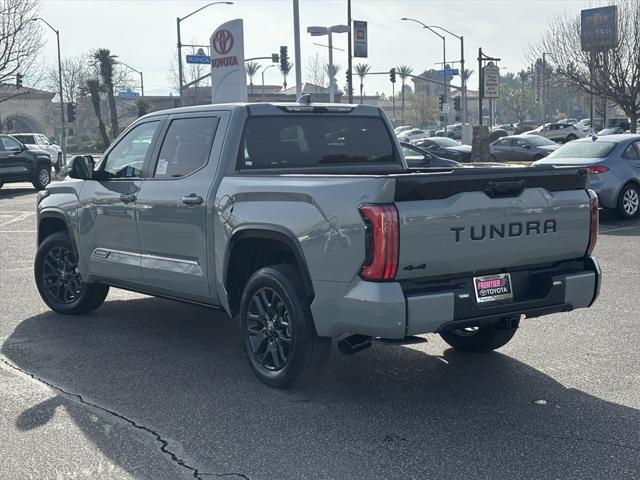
[{"left": 473, "top": 273, "right": 513, "bottom": 303}]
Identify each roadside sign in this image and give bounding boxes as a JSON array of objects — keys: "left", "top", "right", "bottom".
[
  {"left": 534, "top": 59, "right": 544, "bottom": 103},
  {"left": 353, "top": 20, "right": 367, "bottom": 58},
  {"left": 581, "top": 6, "right": 617, "bottom": 52},
  {"left": 210, "top": 19, "right": 247, "bottom": 103},
  {"left": 437, "top": 68, "right": 459, "bottom": 77},
  {"left": 442, "top": 103, "right": 451, "bottom": 113},
  {"left": 482, "top": 62, "right": 500, "bottom": 99},
  {"left": 117, "top": 89, "right": 140, "bottom": 98},
  {"left": 186, "top": 48, "right": 211, "bottom": 64}
]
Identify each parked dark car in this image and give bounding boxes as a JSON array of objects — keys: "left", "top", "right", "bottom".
[
  {"left": 412, "top": 136, "right": 472, "bottom": 162},
  {"left": 514, "top": 121, "right": 541, "bottom": 134},
  {"left": 435, "top": 123, "right": 463, "bottom": 140},
  {"left": 0, "top": 135, "right": 52, "bottom": 190},
  {"left": 490, "top": 135, "right": 560, "bottom": 162},
  {"left": 533, "top": 134, "right": 640, "bottom": 219},
  {"left": 400, "top": 142, "right": 462, "bottom": 168}
]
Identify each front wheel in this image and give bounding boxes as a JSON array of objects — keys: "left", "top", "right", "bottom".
[
  {"left": 565, "top": 134, "right": 577, "bottom": 142},
  {"left": 35, "top": 232, "right": 109, "bottom": 314},
  {"left": 33, "top": 164, "right": 51, "bottom": 190},
  {"left": 617, "top": 183, "right": 640, "bottom": 219},
  {"left": 240, "top": 265, "right": 331, "bottom": 389},
  {"left": 439, "top": 324, "right": 517, "bottom": 352}
]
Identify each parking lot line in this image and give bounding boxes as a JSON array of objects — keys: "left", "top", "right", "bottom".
[{"left": 0, "top": 212, "right": 34, "bottom": 228}]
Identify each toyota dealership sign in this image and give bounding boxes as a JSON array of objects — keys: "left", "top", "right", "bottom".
[{"left": 210, "top": 19, "right": 247, "bottom": 103}]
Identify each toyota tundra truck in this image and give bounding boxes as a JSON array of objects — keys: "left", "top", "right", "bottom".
[{"left": 34, "top": 102, "right": 601, "bottom": 388}]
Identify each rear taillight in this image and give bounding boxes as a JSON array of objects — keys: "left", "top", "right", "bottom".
[
  {"left": 586, "top": 189, "right": 599, "bottom": 256},
  {"left": 587, "top": 166, "right": 609, "bottom": 174},
  {"left": 359, "top": 204, "right": 399, "bottom": 281}
]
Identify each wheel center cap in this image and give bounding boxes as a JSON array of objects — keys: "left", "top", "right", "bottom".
[{"left": 266, "top": 320, "right": 275, "bottom": 336}]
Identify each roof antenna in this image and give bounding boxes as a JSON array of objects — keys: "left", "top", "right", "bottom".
[{"left": 297, "top": 93, "right": 312, "bottom": 104}]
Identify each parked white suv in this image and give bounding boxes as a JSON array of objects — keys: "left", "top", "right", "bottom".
[
  {"left": 523, "top": 123, "right": 585, "bottom": 143},
  {"left": 11, "top": 133, "right": 63, "bottom": 171}
]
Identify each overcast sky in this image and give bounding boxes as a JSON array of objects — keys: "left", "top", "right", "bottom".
[{"left": 38, "top": 0, "right": 596, "bottom": 97}]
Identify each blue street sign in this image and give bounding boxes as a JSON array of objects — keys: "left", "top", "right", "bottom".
[
  {"left": 186, "top": 54, "right": 211, "bottom": 64},
  {"left": 437, "top": 68, "right": 459, "bottom": 77},
  {"left": 117, "top": 90, "right": 140, "bottom": 98}
]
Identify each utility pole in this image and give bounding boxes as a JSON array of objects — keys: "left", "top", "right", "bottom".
[
  {"left": 478, "top": 47, "right": 483, "bottom": 126},
  {"left": 347, "top": 0, "right": 353, "bottom": 103},
  {"left": 293, "top": 0, "right": 302, "bottom": 98}
]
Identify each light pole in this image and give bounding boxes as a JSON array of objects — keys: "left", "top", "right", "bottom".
[
  {"left": 427, "top": 25, "right": 466, "bottom": 127},
  {"left": 262, "top": 64, "right": 275, "bottom": 100},
  {"left": 33, "top": 17, "right": 66, "bottom": 163},
  {"left": 117, "top": 60, "right": 145, "bottom": 97},
  {"left": 177, "top": 1, "right": 233, "bottom": 106},
  {"left": 307, "top": 25, "right": 349, "bottom": 103},
  {"left": 402, "top": 17, "right": 447, "bottom": 128}
]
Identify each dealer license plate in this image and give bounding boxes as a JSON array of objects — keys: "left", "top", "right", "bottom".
[{"left": 473, "top": 273, "right": 513, "bottom": 303}]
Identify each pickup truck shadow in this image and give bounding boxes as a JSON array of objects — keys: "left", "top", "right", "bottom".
[
  {"left": 3, "top": 297, "right": 639, "bottom": 479},
  {"left": 0, "top": 187, "right": 36, "bottom": 200}
]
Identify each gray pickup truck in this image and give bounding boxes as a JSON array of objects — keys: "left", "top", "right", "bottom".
[{"left": 35, "top": 102, "right": 601, "bottom": 388}]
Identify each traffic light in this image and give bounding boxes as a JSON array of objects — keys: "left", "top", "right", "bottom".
[
  {"left": 279, "top": 46, "right": 288, "bottom": 71},
  {"left": 16, "top": 73, "right": 23, "bottom": 88},
  {"left": 346, "top": 70, "right": 350, "bottom": 84},
  {"left": 438, "top": 94, "right": 445, "bottom": 111},
  {"left": 453, "top": 96, "right": 461, "bottom": 112},
  {"left": 66, "top": 102, "right": 76, "bottom": 123},
  {"left": 389, "top": 68, "right": 396, "bottom": 83}
]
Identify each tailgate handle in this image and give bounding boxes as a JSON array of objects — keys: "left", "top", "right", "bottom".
[{"left": 484, "top": 180, "right": 525, "bottom": 198}]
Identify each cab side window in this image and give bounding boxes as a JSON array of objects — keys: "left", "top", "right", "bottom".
[
  {"left": 623, "top": 143, "right": 640, "bottom": 160},
  {"left": 102, "top": 121, "right": 160, "bottom": 178},
  {"left": 1, "top": 136, "right": 22, "bottom": 151},
  {"left": 154, "top": 117, "right": 219, "bottom": 178}
]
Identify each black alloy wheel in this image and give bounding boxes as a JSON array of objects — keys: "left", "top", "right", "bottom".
[
  {"left": 246, "top": 287, "right": 292, "bottom": 371},
  {"left": 42, "top": 245, "right": 84, "bottom": 304}
]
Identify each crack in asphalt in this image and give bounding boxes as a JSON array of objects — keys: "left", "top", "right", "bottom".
[{"left": 1, "top": 357, "right": 250, "bottom": 480}]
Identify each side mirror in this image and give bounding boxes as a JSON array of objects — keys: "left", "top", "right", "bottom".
[
  {"left": 523, "top": 144, "right": 531, "bottom": 149},
  {"left": 68, "top": 155, "right": 94, "bottom": 180}
]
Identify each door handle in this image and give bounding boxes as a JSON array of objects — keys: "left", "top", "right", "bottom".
[
  {"left": 182, "top": 194, "right": 203, "bottom": 205},
  {"left": 120, "top": 194, "right": 136, "bottom": 203}
]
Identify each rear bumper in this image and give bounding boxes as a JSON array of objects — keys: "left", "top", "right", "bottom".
[{"left": 310, "top": 257, "right": 601, "bottom": 339}]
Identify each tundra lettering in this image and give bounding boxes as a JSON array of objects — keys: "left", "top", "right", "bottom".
[{"left": 450, "top": 220, "right": 557, "bottom": 243}]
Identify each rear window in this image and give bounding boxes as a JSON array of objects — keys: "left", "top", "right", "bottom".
[
  {"left": 238, "top": 116, "right": 396, "bottom": 169},
  {"left": 12, "top": 135, "right": 35, "bottom": 144},
  {"left": 431, "top": 137, "right": 459, "bottom": 147},
  {"left": 547, "top": 141, "right": 616, "bottom": 159}
]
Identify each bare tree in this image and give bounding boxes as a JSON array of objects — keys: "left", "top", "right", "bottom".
[
  {"left": 406, "top": 93, "right": 438, "bottom": 128},
  {"left": 0, "top": 0, "right": 43, "bottom": 85},
  {"left": 46, "top": 55, "right": 89, "bottom": 104},
  {"left": 532, "top": 0, "right": 640, "bottom": 132},
  {"left": 397, "top": 65, "right": 413, "bottom": 124},
  {"left": 306, "top": 53, "right": 326, "bottom": 88}
]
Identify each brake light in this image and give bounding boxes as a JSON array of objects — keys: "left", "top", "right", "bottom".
[
  {"left": 586, "top": 189, "right": 599, "bottom": 256},
  {"left": 587, "top": 166, "right": 609, "bottom": 174},
  {"left": 359, "top": 204, "right": 399, "bottom": 281}
]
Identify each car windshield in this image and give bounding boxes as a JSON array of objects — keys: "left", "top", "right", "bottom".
[
  {"left": 431, "top": 137, "right": 459, "bottom": 147},
  {"left": 12, "top": 135, "right": 35, "bottom": 144},
  {"left": 525, "top": 136, "right": 556, "bottom": 146},
  {"left": 547, "top": 141, "right": 616, "bottom": 159}
]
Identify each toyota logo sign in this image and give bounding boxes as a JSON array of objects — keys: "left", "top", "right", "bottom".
[{"left": 213, "top": 29, "right": 234, "bottom": 55}]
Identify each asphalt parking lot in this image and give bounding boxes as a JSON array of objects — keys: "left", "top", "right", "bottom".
[{"left": 1, "top": 183, "right": 639, "bottom": 480}]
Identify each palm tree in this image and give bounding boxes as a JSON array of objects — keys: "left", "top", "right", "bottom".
[
  {"left": 280, "top": 61, "right": 293, "bottom": 90},
  {"left": 92, "top": 49, "right": 119, "bottom": 138},
  {"left": 85, "top": 78, "right": 110, "bottom": 149},
  {"left": 397, "top": 65, "right": 413, "bottom": 123},
  {"left": 323, "top": 63, "right": 341, "bottom": 96},
  {"left": 354, "top": 63, "right": 371, "bottom": 104},
  {"left": 245, "top": 61, "right": 261, "bottom": 94}
]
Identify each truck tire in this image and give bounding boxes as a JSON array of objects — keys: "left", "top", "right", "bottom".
[
  {"left": 33, "top": 164, "right": 51, "bottom": 190},
  {"left": 35, "top": 232, "right": 109, "bottom": 314},
  {"left": 617, "top": 183, "right": 640, "bottom": 219},
  {"left": 566, "top": 134, "right": 577, "bottom": 142},
  {"left": 439, "top": 324, "right": 517, "bottom": 353},
  {"left": 239, "top": 264, "right": 331, "bottom": 389}
]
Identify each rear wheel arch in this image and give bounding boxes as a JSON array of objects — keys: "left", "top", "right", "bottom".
[{"left": 224, "top": 228, "right": 314, "bottom": 317}]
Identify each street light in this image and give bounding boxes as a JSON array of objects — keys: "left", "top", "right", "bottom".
[
  {"left": 262, "top": 64, "right": 275, "bottom": 100},
  {"left": 117, "top": 60, "right": 145, "bottom": 97},
  {"left": 177, "top": 1, "right": 233, "bottom": 106},
  {"left": 426, "top": 25, "right": 466, "bottom": 128},
  {"left": 307, "top": 24, "right": 349, "bottom": 103},
  {"left": 33, "top": 17, "right": 66, "bottom": 164},
  {"left": 402, "top": 17, "right": 447, "bottom": 128}
]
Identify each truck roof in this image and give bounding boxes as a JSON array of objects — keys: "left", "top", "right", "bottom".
[{"left": 144, "top": 102, "right": 383, "bottom": 119}]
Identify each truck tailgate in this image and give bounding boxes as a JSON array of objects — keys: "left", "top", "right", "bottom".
[{"left": 393, "top": 167, "right": 591, "bottom": 280}]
